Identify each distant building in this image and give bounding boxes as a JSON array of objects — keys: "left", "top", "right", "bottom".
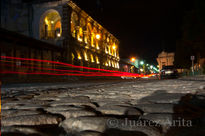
[
  {"left": 119, "top": 60, "right": 138, "bottom": 73},
  {"left": 0, "top": 0, "right": 120, "bottom": 70},
  {"left": 157, "top": 51, "right": 175, "bottom": 70},
  {"left": 199, "top": 58, "right": 205, "bottom": 73}
]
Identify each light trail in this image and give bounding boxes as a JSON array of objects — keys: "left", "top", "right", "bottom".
[
  {"left": 1, "top": 56, "right": 121, "bottom": 73},
  {"left": 0, "top": 56, "right": 155, "bottom": 78}
]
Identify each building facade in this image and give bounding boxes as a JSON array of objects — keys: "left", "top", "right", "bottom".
[
  {"left": 157, "top": 51, "right": 175, "bottom": 70},
  {"left": 0, "top": 0, "right": 120, "bottom": 70}
]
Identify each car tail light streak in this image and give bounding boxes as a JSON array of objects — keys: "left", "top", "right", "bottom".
[{"left": 0, "top": 56, "right": 154, "bottom": 78}]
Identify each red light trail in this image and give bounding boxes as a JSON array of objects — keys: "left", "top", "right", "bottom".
[{"left": 0, "top": 56, "right": 154, "bottom": 78}]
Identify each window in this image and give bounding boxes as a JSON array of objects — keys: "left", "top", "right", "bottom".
[
  {"left": 40, "top": 10, "right": 62, "bottom": 39},
  {"left": 71, "top": 11, "right": 78, "bottom": 38}
]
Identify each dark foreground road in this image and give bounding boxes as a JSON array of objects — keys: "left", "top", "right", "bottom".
[{"left": 1, "top": 76, "right": 205, "bottom": 136}]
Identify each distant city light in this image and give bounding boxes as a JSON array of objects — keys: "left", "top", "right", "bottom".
[
  {"left": 112, "top": 45, "right": 116, "bottom": 50},
  {"left": 140, "top": 61, "right": 144, "bottom": 65},
  {"left": 78, "top": 56, "right": 82, "bottom": 60},
  {"left": 96, "top": 34, "right": 101, "bottom": 40},
  {"left": 131, "top": 57, "right": 136, "bottom": 62},
  {"left": 57, "top": 33, "right": 61, "bottom": 37}
]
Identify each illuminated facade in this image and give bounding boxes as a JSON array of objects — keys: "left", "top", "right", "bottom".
[
  {"left": 0, "top": 0, "right": 120, "bottom": 70},
  {"left": 157, "top": 51, "right": 175, "bottom": 70}
]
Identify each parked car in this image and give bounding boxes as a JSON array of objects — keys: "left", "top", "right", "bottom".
[{"left": 160, "top": 65, "right": 178, "bottom": 79}]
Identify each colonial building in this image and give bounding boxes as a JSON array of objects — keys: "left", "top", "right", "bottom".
[
  {"left": 156, "top": 51, "right": 175, "bottom": 70},
  {"left": 0, "top": 0, "right": 120, "bottom": 70}
]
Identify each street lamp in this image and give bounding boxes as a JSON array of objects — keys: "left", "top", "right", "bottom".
[
  {"left": 140, "top": 61, "right": 144, "bottom": 65},
  {"left": 96, "top": 34, "right": 101, "bottom": 40},
  {"left": 112, "top": 45, "right": 116, "bottom": 50},
  {"left": 130, "top": 57, "right": 136, "bottom": 62}
]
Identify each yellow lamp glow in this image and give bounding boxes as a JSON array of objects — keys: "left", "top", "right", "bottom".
[
  {"left": 112, "top": 45, "right": 116, "bottom": 50},
  {"left": 45, "top": 18, "right": 49, "bottom": 25},
  {"left": 57, "top": 33, "right": 61, "bottom": 37},
  {"left": 131, "top": 57, "right": 136, "bottom": 62},
  {"left": 96, "top": 34, "right": 101, "bottom": 40}
]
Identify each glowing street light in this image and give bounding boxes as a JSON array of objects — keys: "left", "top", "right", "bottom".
[
  {"left": 150, "top": 65, "right": 153, "bottom": 69},
  {"left": 57, "top": 33, "right": 61, "bottom": 37},
  {"left": 96, "top": 34, "right": 101, "bottom": 40},
  {"left": 140, "top": 61, "right": 144, "bottom": 65},
  {"left": 112, "top": 45, "right": 116, "bottom": 50},
  {"left": 130, "top": 57, "right": 136, "bottom": 62}
]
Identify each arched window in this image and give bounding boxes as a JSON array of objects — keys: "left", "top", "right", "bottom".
[
  {"left": 96, "top": 29, "right": 101, "bottom": 50},
  {"left": 78, "top": 18, "right": 85, "bottom": 42},
  {"left": 84, "top": 51, "right": 88, "bottom": 61},
  {"left": 78, "top": 27, "right": 83, "bottom": 42},
  {"left": 71, "top": 11, "right": 78, "bottom": 38},
  {"left": 87, "top": 23, "right": 92, "bottom": 45},
  {"left": 92, "top": 27, "right": 97, "bottom": 47},
  {"left": 40, "top": 10, "right": 62, "bottom": 39},
  {"left": 90, "top": 54, "right": 95, "bottom": 63},
  {"left": 96, "top": 55, "right": 100, "bottom": 64}
]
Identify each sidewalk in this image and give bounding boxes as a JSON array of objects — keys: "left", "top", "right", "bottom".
[{"left": 179, "top": 75, "right": 205, "bottom": 81}]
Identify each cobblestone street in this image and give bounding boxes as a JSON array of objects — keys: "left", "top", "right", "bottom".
[{"left": 1, "top": 77, "right": 205, "bottom": 136}]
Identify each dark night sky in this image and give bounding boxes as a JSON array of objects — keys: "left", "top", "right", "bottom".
[{"left": 72, "top": 0, "right": 192, "bottom": 64}]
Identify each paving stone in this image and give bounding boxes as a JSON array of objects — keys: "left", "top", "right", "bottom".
[
  {"left": 2, "top": 114, "right": 63, "bottom": 126},
  {"left": 45, "top": 105, "right": 85, "bottom": 112},
  {"left": 135, "top": 104, "right": 174, "bottom": 113},
  {"left": 1, "top": 126, "right": 43, "bottom": 136},
  {"left": 50, "top": 101, "right": 96, "bottom": 108},
  {"left": 2, "top": 109, "right": 41, "bottom": 118},
  {"left": 47, "top": 110, "right": 96, "bottom": 119},
  {"left": 97, "top": 105, "right": 142, "bottom": 116},
  {"left": 140, "top": 113, "right": 173, "bottom": 127},
  {"left": 15, "top": 104, "right": 45, "bottom": 110},
  {"left": 139, "top": 92, "right": 185, "bottom": 104},
  {"left": 34, "top": 96, "right": 61, "bottom": 101},
  {"left": 60, "top": 117, "right": 108, "bottom": 133},
  {"left": 94, "top": 100, "right": 131, "bottom": 107}
]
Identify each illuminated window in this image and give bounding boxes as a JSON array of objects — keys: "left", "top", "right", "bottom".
[
  {"left": 90, "top": 54, "right": 95, "bottom": 62},
  {"left": 87, "top": 23, "right": 92, "bottom": 45},
  {"left": 108, "top": 46, "right": 111, "bottom": 55},
  {"left": 71, "top": 11, "right": 78, "bottom": 38},
  {"left": 105, "top": 46, "right": 108, "bottom": 54},
  {"left": 78, "top": 18, "right": 85, "bottom": 42},
  {"left": 78, "top": 27, "right": 83, "bottom": 42},
  {"left": 105, "top": 62, "right": 108, "bottom": 66},
  {"left": 92, "top": 27, "right": 97, "bottom": 47},
  {"left": 112, "top": 61, "right": 115, "bottom": 67},
  {"left": 40, "top": 10, "right": 62, "bottom": 39},
  {"left": 84, "top": 52, "right": 88, "bottom": 61},
  {"left": 77, "top": 52, "right": 82, "bottom": 60},
  {"left": 96, "top": 56, "right": 100, "bottom": 64},
  {"left": 108, "top": 60, "right": 111, "bottom": 66},
  {"left": 107, "top": 37, "right": 110, "bottom": 43}
]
